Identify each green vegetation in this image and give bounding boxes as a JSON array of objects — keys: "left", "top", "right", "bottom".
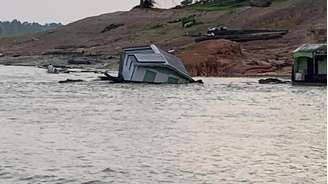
[
  {"left": 0, "top": 20, "right": 62, "bottom": 37},
  {"left": 182, "top": 0, "right": 285, "bottom": 11},
  {"left": 181, "top": 0, "right": 193, "bottom": 6},
  {"left": 101, "top": 24, "right": 124, "bottom": 33},
  {"left": 181, "top": 15, "right": 196, "bottom": 27},
  {"left": 139, "top": 0, "right": 156, "bottom": 8},
  {"left": 181, "top": 15, "right": 204, "bottom": 28},
  {"left": 185, "top": 0, "right": 250, "bottom": 11},
  {"left": 167, "top": 15, "right": 202, "bottom": 28}
]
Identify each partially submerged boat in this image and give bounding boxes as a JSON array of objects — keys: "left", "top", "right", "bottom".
[
  {"left": 292, "top": 44, "right": 327, "bottom": 85},
  {"left": 105, "top": 44, "right": 200, "bottom": 84}
]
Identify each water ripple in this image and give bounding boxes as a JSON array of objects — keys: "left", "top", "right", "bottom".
[{"left": 0, "top": 66, "right": 326, "bottom": 184}]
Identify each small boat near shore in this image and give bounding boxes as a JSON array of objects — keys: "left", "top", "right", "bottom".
[
  {"left": 292, "top": 44, "right": 327, "bottom": 86},
  {"left": 194, "top": 28, "right": 288, "bottom": 42}
]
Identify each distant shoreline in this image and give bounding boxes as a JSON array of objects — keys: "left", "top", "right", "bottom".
[
  {"left": 0, "top": 56, "right": 291, "bottom": 79},
  {"left": 0, "top": 0, "right": 325, "bottom": 78}
]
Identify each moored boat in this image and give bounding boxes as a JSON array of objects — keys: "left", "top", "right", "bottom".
[{"left": 292, "top": 44, "right": 327, "bottom": 86}]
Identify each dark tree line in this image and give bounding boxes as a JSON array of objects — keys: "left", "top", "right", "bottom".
[
  {"left": 139, "top": 0, "right": 156, "bottom": 8},
  {"left": 0, "top": 20, "right": 62, "bottom": 37}
]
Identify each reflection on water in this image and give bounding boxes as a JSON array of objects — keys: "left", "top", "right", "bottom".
[{"left": 0, "top": 66, "right": 326, "bottom": 184}]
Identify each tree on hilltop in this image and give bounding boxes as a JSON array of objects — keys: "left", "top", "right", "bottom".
[{"left": 139, "top": 0, "right": 156, "bottom": 8}]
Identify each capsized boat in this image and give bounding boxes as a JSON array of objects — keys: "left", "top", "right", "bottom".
[{"left": 105, "top": 44, "right": 201, "bottom": 84}]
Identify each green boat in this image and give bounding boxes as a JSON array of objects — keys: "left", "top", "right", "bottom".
[{"left": 292, "top": 44, "right": 327, "bottom": 85}]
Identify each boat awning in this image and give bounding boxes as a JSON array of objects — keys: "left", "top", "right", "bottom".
[{"left": 293, "top": 44, "right": 327, "bottom": 59}]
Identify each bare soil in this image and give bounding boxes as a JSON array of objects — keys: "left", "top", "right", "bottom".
[{"left": 0, "top": 0, "right": 326, "bottom": 76}]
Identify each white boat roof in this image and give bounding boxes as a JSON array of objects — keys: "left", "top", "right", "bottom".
[
  {"left": 134, "top": 53, "right": 165, "bottom": 63},
  {"left": 293, "top": 44, "right": 326, "bottom": 53}
]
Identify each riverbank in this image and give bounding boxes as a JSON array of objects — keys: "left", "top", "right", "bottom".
[
  {"left": 0, "top": 54, "right": 291, "bottom": 78},
  {"left": 0, "top": 0, "right": 325, "bottom": 77}
]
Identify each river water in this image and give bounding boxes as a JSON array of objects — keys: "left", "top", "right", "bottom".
[{"left": 0, "top": 66, "right": 326, "bottom": 184}]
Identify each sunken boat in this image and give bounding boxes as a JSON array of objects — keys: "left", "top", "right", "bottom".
[
  {"left": 105, "top": 45, "right": 200, "bottom": 84},
  {"left": 292, "top": 44, "right": 327, "bottom": 86}
]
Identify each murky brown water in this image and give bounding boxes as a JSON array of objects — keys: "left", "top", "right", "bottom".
[{"left": 0, "top": 66, "right": 326, "bottom": 184}]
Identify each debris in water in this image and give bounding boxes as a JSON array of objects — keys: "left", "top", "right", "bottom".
[
  {"left": 47, "top": 64, "right": 59, "bottom": 74},
  {"left": 258, "top": 78, "right": 289, "bottom": 84},
  {"left": 58, "top": 79, "right": 84, "bottom": 83}
]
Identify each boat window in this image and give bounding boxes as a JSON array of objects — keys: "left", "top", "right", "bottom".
[
  {"left": 295, "top": 57, "right": 309, "bottom": 74},
  {"left": 129, "top": 58, "right": 134, "bottom": 70},
  {"left": 126, "top": 58, "right": 130, "bottom": 67},
  {"left": 126, "top": 56, "right": 137, "bottom": 71},
  {"left": 143, "top": 70, "right": 156, "bottom": 82},
  {"left": 168, "top": 76, "right": 179, "bottom": 83},
  {"left": 317, "top": 56, "right": 327, "bottom": 75}
]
